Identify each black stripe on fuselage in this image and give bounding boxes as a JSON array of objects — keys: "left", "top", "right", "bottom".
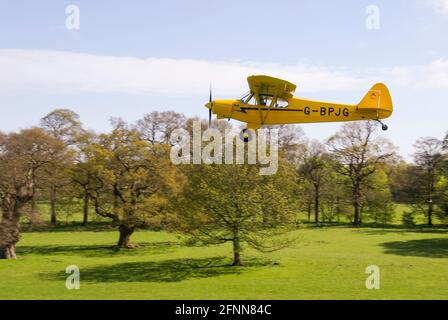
[{"left": 239, "top": 107, "right": 308, "bottom": 112}]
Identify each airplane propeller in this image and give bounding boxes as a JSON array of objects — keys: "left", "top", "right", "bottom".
[{"left": 209, "top": 85, "right": 212, "bottom": 127}]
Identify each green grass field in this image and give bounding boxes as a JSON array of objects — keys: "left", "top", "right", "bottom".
[{"left": 1, "top": 222, "right": 448, "bottom": 300}]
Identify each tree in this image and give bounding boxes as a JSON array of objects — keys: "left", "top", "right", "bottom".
[
  {"left": 39, "top": 109, "right": 82, "bottom": 224},
  {"left": 38, "top": 151, "right": 74, "bottom": 225},
  {"left": 413, "top": 137, "right": 444, "bottom": 226},
  {"left": 363, "top": 169, "right": 395, "bottom": 225},
  {"left": 179, "top": 162, "right": 296, "bottom": 267},
  {"left": 87, "top": 121, "right": 181, "bottom": 248},
  {"left": 39, "top": 109, "right": 82, "bottom": 143},
  {"left": 69, "top": 130, "right": 98, "bottom": 225},
  {"left": 0, "top": 129, "right": 65, "bottom": 259},
  {"left": 266, "top": 124, "right": 306, "bottom": 163},
  {"left": 135, "top": 111, "right": 186, "bottom": 145},
  {"left": 298, "top": 140, "right": 330, "bottom": 223},
  {"left": 435, "top": 176, "right": 448, "bottom": 223},
  {"left": 319, "top": 171, "right": 348, "bottom": 223},
  {"left": 327, "top": 121, "right": 396, "bottom": 226},
  {"left": 387, "top": 161, "right": 416, "bottom": 203}
]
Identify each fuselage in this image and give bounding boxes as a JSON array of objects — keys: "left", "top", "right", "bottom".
[{"left": 208, "top": 96, "right": 392, "bottom": 129}]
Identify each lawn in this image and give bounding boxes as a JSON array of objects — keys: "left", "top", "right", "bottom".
[{"left": 1, "top": 223, "right": 448, "bottom": 300}]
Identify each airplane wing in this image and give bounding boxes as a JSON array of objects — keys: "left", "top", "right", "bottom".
[{"left": 247, "top": 75, "right": 297, "bottom": 100}]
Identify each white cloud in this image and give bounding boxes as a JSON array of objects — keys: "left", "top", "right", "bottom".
[
  {"left": 0, "top": 49, "right": 447, "bottom": 97},
  {"left": 422, "top": 0, "right": 448, "bottom": 14},
  {"left": 387, "top": 59, "right": 448, "bottom": 89}
]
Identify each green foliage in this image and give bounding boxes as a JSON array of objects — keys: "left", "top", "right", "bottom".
[
  {"left": 364, "top": 169, "right": 395, "bottom": 225},
  {"left": 402, "top": 211, "right": 416, "bottom": 227},
  {"left": 82, "top": 121, "right": 183, "bottom": 246},
  {"left": 178, "top": 160, "right": 298, "bottom": 264},
  {"left": 327, "top": 121, "right": 397, "bottom": 225}
]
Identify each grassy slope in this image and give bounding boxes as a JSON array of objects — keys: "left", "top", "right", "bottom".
[{"left": 1, "top": 225, "right": 447, "bottom": 300}]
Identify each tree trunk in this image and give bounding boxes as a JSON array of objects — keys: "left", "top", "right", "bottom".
[
  {"left": 82, "top": 193, "right": 89, "bottom": 226},
  {"left": 0, "top": 244, "right": 17, "bottom": 259},
  {"left": 0, "top": 215, "right": 20, "bottom": 259},
  {"left": 231, "top": 229, "right": 242, "bottom": 266},
  {"left": 314, "top": 184, "right": 320, "bottom": 223},
  {"left": 307, "top": 202, "right": 312, "bottom": 223},
  {"left": 31, "top": 192, "right": 37, "bottom": 212},
  {"left": 353, "top": 203, "right": 360, "bottom": 226},
  {"left": 50, "top": 187, "right": 57, "bottom": 225},
  {"left": 428, "top": 201, "right": 433, "bottom": 226},
  {"left": 428, "top": 172, "right": 434, "bottom": 226},
  {"left": 353, "top": 181, "right": 361, "bottom": 226},
  {"left": 117, "top": 225, "right": 135, "bottom": 248},
  {"left": 336, "top": 197, "right": 341, "bottom": 223},
  {"left": 1, "top": 168, "right": 35, "bottom": 260}
]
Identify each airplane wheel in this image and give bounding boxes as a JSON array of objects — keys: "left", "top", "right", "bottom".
[
  {"left": 239, "top": 129, "right": 253, "bottom": 143},
  {"left": 382, "top": 124, "right": 388, "bottom": 131}
]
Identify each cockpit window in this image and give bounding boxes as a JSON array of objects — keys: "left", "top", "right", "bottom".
[
  {"left": 246, "top": 95, "right": 256, "bottom": 105},
  {"left": 239, "top": 92, "right": 256, "bottom": 105},
  {"left": 239, "top": 92, "right": 288, "bottom": 108},
  {"left": 275, "top": 98, "right": 289, "bottom": 108},
  {"left": 238, "top": 92, "right": 251, "bottom": 102},
  {"left": 261, "top": 95, "right": 289, "bottom": 108}
]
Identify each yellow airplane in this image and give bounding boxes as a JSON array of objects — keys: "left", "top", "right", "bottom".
[{"left": 205, "top": 75, "right": 393, "bottom": 141}]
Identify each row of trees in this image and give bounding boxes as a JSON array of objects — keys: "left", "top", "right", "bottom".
[
  {"left": 1, "top": 109, "right": 447, "bottom": 262},
  {"left": 297, "top": 127, "right": 448, "bottom": 227}
]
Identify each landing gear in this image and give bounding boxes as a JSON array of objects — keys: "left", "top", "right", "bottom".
[
  {"left": 239, "top": 129, "right": 253, "bottom": 143},
  {"left": 376, "top": 120, "right": 388, "bottom": 131}
]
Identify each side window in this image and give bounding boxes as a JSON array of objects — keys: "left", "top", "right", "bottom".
[
  {"left": 265, "top": 97, "right": 274, "bottom": 107},
  {"left": 246, "top": 95, "right": 256, "bottom": 105},
  {"left": 264, "top": 96, "right": 289, "bottom": 108},
  {"left": 276, "top": 98, "right": 289, "bottom": 108},
  {"left": 246, "top": 95, "right": 288, "bottom": 108},
  {"left": 259, "top": 95, "right": 273, "bottom": 107}
]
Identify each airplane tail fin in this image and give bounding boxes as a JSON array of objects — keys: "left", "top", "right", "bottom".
[{"left": 358, "top": 83, "right": 393, "bottom": 118}]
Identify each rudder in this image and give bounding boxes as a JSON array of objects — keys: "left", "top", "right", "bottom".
[{"left": 358, "top": 83, "right": 393, "bottom": 116}]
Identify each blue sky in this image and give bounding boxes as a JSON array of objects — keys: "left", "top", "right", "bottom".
[{"left": 1, "top": 0, "right": 448, "bottom": 159}]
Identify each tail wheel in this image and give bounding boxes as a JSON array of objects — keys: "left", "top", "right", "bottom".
[
  {"left": 376, "top": 119, "right": 389, "bottom": 131},
  {"left": 239, "top": 129, "right": 253, "bottom": 143}
]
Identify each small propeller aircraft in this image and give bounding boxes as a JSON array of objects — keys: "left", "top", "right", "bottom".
[{"left": 205, "top": 75, "right": 393, "bottom": 141}]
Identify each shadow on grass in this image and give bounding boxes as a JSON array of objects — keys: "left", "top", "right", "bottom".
[
  {"left": 17, "top": 241, "right": 177, "bottom": 258},
  {"left": 354, "top": 225, "right": 448, "bottom": 235},
  {"left": 43, "top": 256, "right": 275, "bottom": 283},
  {"left": 302, "top": 222, "right": 448, "bottom": 235},
  {"left": 381, "top": 238, "right": 448, "bottom": 258},
  {"left": 21, "top": 221, "right": 115, "bottom": 233}
]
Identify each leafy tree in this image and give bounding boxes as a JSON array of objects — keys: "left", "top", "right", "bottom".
[
  {"left": 413, "top": 137, "right": 445, "bottom": 226},
  {"left": 0, "top": 129, "right": 65, "bottom": 259},
  {"left": 39, "top": 109, "right": 82, "bottom": 143},
  {"left": 135, "top": 111, "right": 186, "bottom": 145},
  {"left": 69, "top": 130, "right": 98, "bottom": 225},
  {"left": 327, "top": 121, "right": 396, "bottom": 226},
  {"left": 178, "top": 162, "right": 297, "bottom": 266},
  {"left": 363, "top": 169, "right": 395, "bottom": 225},
  {"left": 87, "top": 121, "right": 181, "bottom": 248},
  {"left": 387, "top": 161, "right": 416, "bottom": 203},
  {"left": 38, "top": 152, "right": 75, "bottom": 225},
  {"left": 39, "top": 109, "right": 82, "bottom": 224},
  {"left": 298, "top": 140, "right": 331, "bottom": 223},
  {"left": 319, "top": 172, "right": 349, "bottom": 223},
  {"left": 402, "top": 211, "right": 417, "bottom": 227},
  {"left": 276, "top": 125, "right": 307, "bottom": 162},
  {"left": 300, "top": 181, "right": 315, "bottom": 223}
]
